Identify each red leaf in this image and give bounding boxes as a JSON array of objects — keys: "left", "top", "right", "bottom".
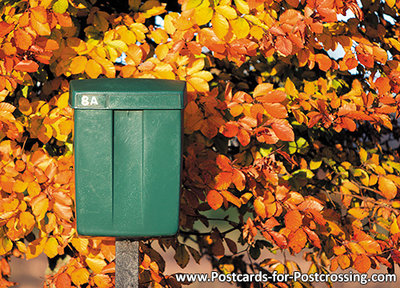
[
  {"left": 14, "top": 60, "right": 39, "bottom": 72},
  {"left": 207, "top": 190, "right": 223, "bottom": 210}
]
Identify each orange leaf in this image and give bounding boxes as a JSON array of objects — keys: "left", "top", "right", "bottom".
[
  {"left": 70, "top": 56, "right": 88, "bottom": 74},
  {"left": 254, "top": 197, "right": 267, "bottom": 218},
  {"left": 55, "top": 273, "right": 71, "bottom": 288},
  {"left": 71, "top": 268, "right": 89, "bottom": 286},
  {"left": 270, "top": 119, "right": 294, "bottom": 141},
  {"left": 354, "top": 255, "right": 371, "bottom": 273},
  {"left": 53, "top": 201, "right": 73, "bottom": 220},
  {"left": 232, "top": 170, "right": 246, "bottom": 191},
  {"left": 31, "top": 18, "right": 51, "bottom": 36},
  {"left": 338, "top": 254, "right": 351, "bottom": 269},
  {"left": 93, "top": 274, "right": 112, "bottom": 288},
  {"left": 0, "top": 22, "right": 14, "bottom": 37},
  {"left": 256, "top": 90, "right": 286, "bottom": 103},
  {"left": 285, "top": 209, "right": 302, "bottom": 231},
  {"left": 263, "top": 103, "right": 288, "bottom": 118},
  {"left": 315, "top": 54, "right": 332, "bottom": 71},
  {"left": 379, "top": 176, "right": 397, "bottom": 200},
  {"left": 288, "top": 229, "right": 307, "bottom": 253},
  {"left": 30, "top": 6, "right": 48, "bottom": 23},
  {"left": 86, "top": 257, "right": 107, "bottom": 274},
  {"left": 237, "top": 129, "right": 250, "bottom": 146},
  {"left": 207, "top": 190, "right": 223, "bottom": 210},
  {"left": 215, "top": 172, "right": 232, "bottom": 190},
  {"left": 31, "top": 194, "right": 49, "bottom": 220},
  {"left": 220, "top": 122, "right": 239, "bottom": 138},
  {"left": 220, "top": 191, "right": 241, "bottom": 207},
  {"left": 14, "top": 60, "right": 39, "bottom": 72},
  {"left": 14, "top": 29, "right": 32, "bottom": 50},
  {"left": 19, "top": 212, "right": 35, "bottom": 231},
  {"left": 55, "top": 13, "right": 73, "bottom": 27},
  {"left": 275, "top": 36, "right": 292, "bottom": 56},
  {"left": 85, "top": 59, "right": 102, "bottom": 78},
  {"left": 216, "top": 155, "right": 232, "bottom": 171}
]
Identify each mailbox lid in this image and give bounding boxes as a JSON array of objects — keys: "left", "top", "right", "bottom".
[{"left": 69, "top": 78, "right": 186, "bottom": 110}]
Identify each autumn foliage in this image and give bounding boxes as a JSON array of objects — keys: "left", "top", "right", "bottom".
[{"left": 0, "top": 0, "right": 400, "bottom": 287}]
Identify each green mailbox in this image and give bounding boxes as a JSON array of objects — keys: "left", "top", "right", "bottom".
[{"left": 69, "top": 78, "right": 186, "bottom": 237}]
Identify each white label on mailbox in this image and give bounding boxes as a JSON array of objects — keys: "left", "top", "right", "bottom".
[{"left": 81, "top": 95, "right": 99, "bottom": 106}]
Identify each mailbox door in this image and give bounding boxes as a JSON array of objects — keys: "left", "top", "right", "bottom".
[{"left": 74, "top": 109, "right": 181, "bottom": 237}]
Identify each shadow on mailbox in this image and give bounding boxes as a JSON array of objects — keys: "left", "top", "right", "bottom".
[{"left": 69, "top": 79, "right": 186, "bottom": 238}]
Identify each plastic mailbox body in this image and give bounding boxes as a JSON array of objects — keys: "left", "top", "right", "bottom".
[{"left": 69, "top": 78, "right": 186, "bottom": 237}]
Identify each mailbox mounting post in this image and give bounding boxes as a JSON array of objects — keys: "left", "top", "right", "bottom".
[{"left": 116, "top": 239, "right": 139, "bottom": 287}]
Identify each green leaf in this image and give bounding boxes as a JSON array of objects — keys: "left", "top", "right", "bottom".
[
  {"left": 249, "top": 245, "right": 260, "bottom": 260},
  {"left": 174, "top": 245, "right": 189, "bottom": 268},
  {"left": 53, "top": 0, "right": 68, "bottom": 14}
]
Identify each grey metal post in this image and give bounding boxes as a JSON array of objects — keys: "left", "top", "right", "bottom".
[{"left": 115, "top": 239, "right": 139, "bottom": 288}]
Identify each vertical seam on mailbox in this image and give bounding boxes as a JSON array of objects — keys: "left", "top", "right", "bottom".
[
  {"left": 112, "top": 110, "right": 115, "bottom": 225},
  {"left": 141, "top": 110, "right": 144, "bottom": 224}
]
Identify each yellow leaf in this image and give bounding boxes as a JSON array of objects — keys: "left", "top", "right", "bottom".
[
  {"left": 387, "top": 0, "right": 395, "bottom": 8},
  {"left": 57, "top": 92, "right": 70, "bottom": 109},
  {"left": 231, "top": 18, "right": 249, "bottom": 39},
  {"left": 31, "top": 194, "right": 49, "bottom": 221},
  {"left": 85, "top": 59, "right": 102, "bottom": 79},
  {"left": 155, "top": 44, "right": 169, "bottom": 60},
  {"left": 187, "top": 59, "right": 204, "bottom": 75},
  {"left": 31, "top": 19, "right": 51, "bottom": 36},
  {"left": 13, "top": 180, "right": 28, "bottom": 193},
  {"left": 191, "top": 71, "right": 213, "bottom": 82},
  {"left": 27, "top": 181, "right": 41, "bottom": 197},
  {"left": 183, "top": 0, "right": 202, "bottom": 10},
  {"left": 150, "top": 29, "right": 168, "bottom": 44},
  {"left": 188, "top": 77, "right": 209, "bottom": 92},
  {"left": 71, "top": 238, "right": 89, "bottom": 254},
  {"left": 26, "top": 237, "right": 46, "bottom": 259},
  {"left": 44, "top": 237, "right": 59, "bottom": 258},
  {"left": 359, "top": 147, "right": 367, "bottom": 163},
  {"left": 348, "top": 207, "right": 369, "bottom": 220},
  {"left": 379, "top": 176, "right": 397, "bottom": 199},
  {"left": 390, "top": 218, "right": 400, "bottom": 234},
  {"left": 194, "top": 7, "right": 213, "bottom": 26},
  {"left": 70, "top": 56, "right": 88, "bottom": 74},
  {"left": 93, "top": 274, "right": 112, "bottom": 288},
  {"left": 19, "top": 211, "right": 35, "bottom": 230},
  {"left": 0, "top": 238, "right": 13, "bottom": 255},
  {"left": 234, "top": 0, "right": 249, "bottom": 14},
  {"left": 16, "top": 241, "right": 27, "bottom": 253},
  {"left": 108, "top": 40, "right": 128, "bottom": 52},
  {"left": 215, "top": 5, "right": 237, "bottom": 20},
  {"left": 86, "top": 257, "right": 107, "bottom": 274},
  {"left": 212, "top": 13, "right": 229, "bottom": 40},
  {"left": 71, "top": 268, "right": 90, "bottom": 286}
]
